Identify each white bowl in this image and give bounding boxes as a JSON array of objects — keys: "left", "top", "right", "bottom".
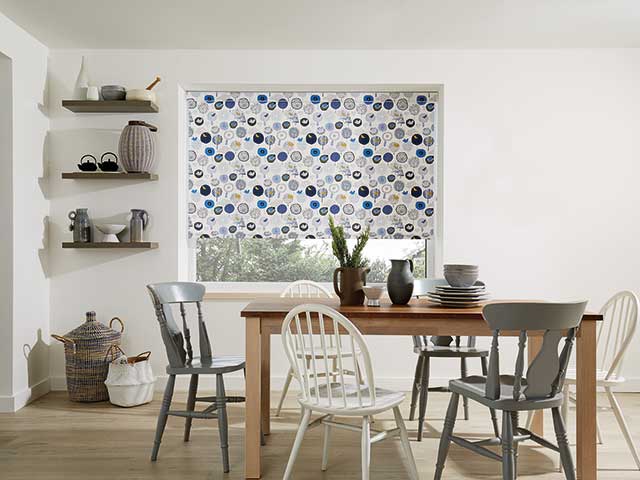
[
  {"left": 96, "top": 224, "right": 126, "bottom": 242},
  {"left": 444, "top": 270, "right": 479, "bottom": 288},
  {"left": 126, "top": 89, "right": 156, "bottom": 103},
  {"left": 362, "top": 285, "right": 384, "bottom": 300}
]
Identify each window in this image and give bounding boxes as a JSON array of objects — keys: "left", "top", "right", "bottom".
[{"left": 196, "top": 238, "right": 427, "bottom": 284}]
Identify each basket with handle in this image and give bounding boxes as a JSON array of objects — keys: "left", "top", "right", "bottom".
[
  {"left": 104, "top": 345, "right": 155, "bottom": 407},
  {"left": 52, "top": 312, "right": 124, "bottom": 402}
]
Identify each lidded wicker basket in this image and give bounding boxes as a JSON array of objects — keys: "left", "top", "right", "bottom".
[{"left": 52, "top": 312, "right": 124, "bottom": 402}]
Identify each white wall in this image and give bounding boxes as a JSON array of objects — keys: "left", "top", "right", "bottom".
[
  {"left": 0, "top": 12, "right": 50, "bottom": 412},
  {"left": 47, "top": 49, "right": 640, "bottom": 393}
]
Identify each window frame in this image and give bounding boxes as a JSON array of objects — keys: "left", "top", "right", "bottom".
[{"left": 181, "top": 83, "right": 444, "bottom": 295}]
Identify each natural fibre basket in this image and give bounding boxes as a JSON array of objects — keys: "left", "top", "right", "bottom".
[{"left": 52, "top": 312, "right": 124, "bottom": 402}]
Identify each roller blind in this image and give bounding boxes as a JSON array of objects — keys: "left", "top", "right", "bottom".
[{"left": 186, "top": 90, "right": 438, "bottom": 240}]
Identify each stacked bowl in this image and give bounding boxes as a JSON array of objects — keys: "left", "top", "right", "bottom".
[{"left": 443, "top": 264, "right": 479, "bottom": 288}]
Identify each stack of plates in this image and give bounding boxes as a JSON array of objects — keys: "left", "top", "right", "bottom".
[{"left": 425, "top": 283, "right": 489, "bottom": 308}]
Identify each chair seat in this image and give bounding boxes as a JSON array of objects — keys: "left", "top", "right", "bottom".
[
  {"left": 449, "top": 375, "right": 564, "bottom": 411},
  {"left": 564, "top": 368, "right": 625, "bottom": 385},
  {"left": 166, "top": 355, "right": 245, "bottom": 375},
  {"left": 418, "top": 345, "right": 488, "bottom": 358},
  {"left": 298, "top": 382, "right": 405, "bottom": 416}
]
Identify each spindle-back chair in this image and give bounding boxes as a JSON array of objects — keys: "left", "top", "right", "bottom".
[
  {"left": 147, "top": 282, "right": 246, "bottom": 473},
  {"left": 434, "top": 300, "right": 587, "bottom": 480},
  {"left": 281, "top": 304, "right": 418, "bottom": 480}
]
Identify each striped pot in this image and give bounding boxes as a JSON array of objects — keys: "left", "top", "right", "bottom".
[{"left": 119, "top": 121, "right": 158, "bottom": 173}]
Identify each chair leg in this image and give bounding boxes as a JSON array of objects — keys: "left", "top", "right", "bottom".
[
  {"left": 502, "top": 410, "right": 515, "bottom": 480},
  {"left": 606, "top": 387, "right": 640, "bottom": 469},
  {"left": 184, "top": 374, "right": 198, "bottom": 442},
  {"left": 361, "top": 416, "right": 371, "bottom": 480},
  {"left": 276, "top": 367, "right": 294, "bottom": 417},
  {"left": 417, "top": 356, "right": 430, "bottom": 441},
  {"left": 393, "top": 407, "right": 419, "bottom": 480},
  {"left": 481, "top": 357, "right": 500, "bottom": 437},
  {"left": 321, "top": 415, "right": 333, "bottom": 471},
  {"left": 216, "top": 374, "right": 230, "bottom": 473},
  {"left": 511, "top": 411, "right": 519, "bottom": 478},
  {"left": 596, "top": 414, "right": 603, "bottom": 445},
  {"left": 434, "top": 393, "right": 459, "bottom": 480},
  {"left": 461, "top": 358, "right": 469, "bottom": 420},
  {"left": 552, "top": 407, "right": 576, "bottom": 480},
  {"left": 409, "top": 355, "right": 424, "bottom": 421},
  {"left": 283, "top": 408, "right": 312, "bottom": 480},
  {"left": 151, "top": 374, "right": 175, "bottom": 461}
]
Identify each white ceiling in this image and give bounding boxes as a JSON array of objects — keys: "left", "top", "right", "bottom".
[{"left": 2, "top": 0, "right": 640, "bottom": 50}]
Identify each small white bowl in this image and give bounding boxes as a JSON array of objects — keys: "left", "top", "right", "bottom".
[
  {"left": 362, "top": 285, "right": 384, "bottom": 306},
  {"left": 96, "top": 224, "right": 126, "bottom": 243},
  {"left": 126, "top": 89, "right": 156, "bottom": 103}
]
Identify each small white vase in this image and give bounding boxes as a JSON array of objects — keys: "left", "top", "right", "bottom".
[{"left": 74, "top": 56, "right": 90, "bottom": 100}]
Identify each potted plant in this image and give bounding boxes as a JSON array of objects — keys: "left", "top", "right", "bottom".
[{"left": 329, "top": 217, "right": 370, "bottom": 306}]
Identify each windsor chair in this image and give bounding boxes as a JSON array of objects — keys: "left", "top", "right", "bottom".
[
  {"left": 562, "top": 291, "right": 640, "bottom": 469},
  {"left": 281, "top": 304, "right": 419, "bottom": 480},
  {"left": 277, "top": 280, "right": 362, "bottom": 416},
  {"left": 434, "top": 300, "right": 587, "bottom": 480},
  {"left": 147, "top": 282, "right": 246, "bottom": 473},
  {"left": 410, "top": 278, "right": 498, "bottom": 440}
]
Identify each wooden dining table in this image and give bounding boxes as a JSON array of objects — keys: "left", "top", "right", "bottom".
[{"left": 241, "top": 298, "right": 602, "bottom": 480}]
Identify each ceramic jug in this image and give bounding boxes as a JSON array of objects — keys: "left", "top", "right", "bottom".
[
  {"left": 129, "top": 209, "right": 149, "bottom": 242},
  {"left": 333, "top": 267, "right": 368, "bottom": 306},
  {"left": 119, "top": 121, "right": 157, "bottom": 173},
  {"left": 387, "top": 259, "right": 415, "bottom": 305},
  {"left": 68, "top": 208, "right": 92, "bottom": 243}
]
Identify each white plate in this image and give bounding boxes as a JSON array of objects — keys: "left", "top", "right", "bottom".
[
  {"left": 427, "top": 299, "right": 483, "bottom": 308},
  {"left": 429, "top": 290, "right": 490, "bottom": 298},
  {"left": 427, "top": 294, "right": 490, "bottom": 301},
  {"left": 437, "top": 285, "right": 485, "bottom": 292}
]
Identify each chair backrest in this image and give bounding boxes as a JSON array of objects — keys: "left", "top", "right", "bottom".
[
  {"left": 482, "top": 301, "right": 587, "bottom": 401},
  {"left": 596, "top": 291, "right": 638, "bottom": 379},
  {"left": 280, "top": 280, "right": 333, "bottom": 299},
  {"left": 282, "top": 304, "right": 375, "bottom": 409},
  {"left": 147, "top": 282, "right": 212, "bottom": 368},
  {"left": 412, "top": 278, "right": 474, "bottom": 351}
]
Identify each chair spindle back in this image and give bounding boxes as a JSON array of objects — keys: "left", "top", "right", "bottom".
[{"left": 596, "top": 291, "right": 638, "bottom": 380}]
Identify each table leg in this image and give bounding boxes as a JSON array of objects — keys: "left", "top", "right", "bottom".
[
  {"left": 528, "top": 336, "right": 544, "bottom": 435},
  {"left": 576, "top": 321, "right": 597, "bottom": 480},
  {"left": 245, "top": 317, "right": 262, "bottom": 479},
  {"left": 261, "top": 330, "right": 271, "bottom": 436}
]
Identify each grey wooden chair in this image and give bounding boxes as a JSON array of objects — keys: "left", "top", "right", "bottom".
[
  {"left": 147, "top": 282, "right": 246, "bottom": 473},
  {"left": 411, "top": 278, "right": 499, "bottom": 441},
  {"left": 433, "top": 300, "right": 587, "bottom": 480}
]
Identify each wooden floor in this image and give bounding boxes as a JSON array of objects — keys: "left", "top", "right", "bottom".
[{"left": 1, "top": 390, "right": 639, "bottom": 479}]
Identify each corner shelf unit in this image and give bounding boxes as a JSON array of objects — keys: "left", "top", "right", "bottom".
[
  {"left": 62, "top": 242, "right": 158, "bottom": 249},
  {"left": 62, "top": 100, "right": 159, "bottom": 113},
  {"left": 61, "top": 172, "right": 158, "bottom": 180}
]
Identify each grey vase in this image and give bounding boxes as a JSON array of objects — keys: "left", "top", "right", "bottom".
[
  {"left": 118, "top": 121, "right": 158, "bottom": 173},
  {"left": 387, "top": 259, "right": 415, "bottom": 305}
]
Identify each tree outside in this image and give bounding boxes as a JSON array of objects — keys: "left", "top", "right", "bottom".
[{"left": 196, "top": 238, "right": 427, "bottom": 283}]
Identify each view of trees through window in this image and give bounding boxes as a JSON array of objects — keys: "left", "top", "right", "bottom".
[{"left": 196, "top": 238, "right": 427, "bottom": 283}]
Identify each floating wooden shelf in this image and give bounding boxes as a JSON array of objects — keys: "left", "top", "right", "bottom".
[
  {"left": 62, "top": 242, "right": 158, "bottom": 249},
  {"left": 61, "top": 172, "right": 158, "bottom": 180},
  {"left": 62, "top": 100, "right": 159, "bottom": 113}
]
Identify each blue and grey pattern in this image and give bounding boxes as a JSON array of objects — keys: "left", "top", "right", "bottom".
[{"left": 186, "top": 91, "right": 438, "bottom": 240}]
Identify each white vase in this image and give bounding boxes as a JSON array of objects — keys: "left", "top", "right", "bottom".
[{"left": 74, "top": 56, "right": 90, "bottom": 100}]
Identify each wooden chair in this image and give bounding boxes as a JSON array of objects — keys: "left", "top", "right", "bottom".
[
  {"left": 561, "top": 291, "right": 640, "bottom": 469},
  {"left": 281, "top": 304, "right": 419, "bottom": 480},
  {"left": 147, "top": 282, "right": 246, "bottom": 473},
  {"left": 276, "top": 280, "right": 346, "bottom": 416},
  {"left": 410, "top": 278, "right": 499, "bottom": 441},
  {"left": 433, "top": 300, "right": 587, "bottom": 480}
]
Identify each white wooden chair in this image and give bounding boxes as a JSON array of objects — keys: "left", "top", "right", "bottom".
[
  {"left": 562, "top": 290, "right": 640, "bottom": 469},
  {"left": 277, "top": 280, "right": 359, "bottom": 416},
  {"left": 281, "top": 304, "right": 419, "bottom": 480}
]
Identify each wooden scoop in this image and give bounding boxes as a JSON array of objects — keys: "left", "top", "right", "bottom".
[{"left": 146, "top": 76, "right": 161, "bottom": 91}]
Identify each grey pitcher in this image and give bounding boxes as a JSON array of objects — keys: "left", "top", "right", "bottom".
[
  {"left": 68, "top": 208, "right": 92, "bottom": 243},
  {"left": 387, "top": 259, "right": 415, "bottom": 305},
  {"left": 129, "top": 209, "right": 149, "bottom": 242}
]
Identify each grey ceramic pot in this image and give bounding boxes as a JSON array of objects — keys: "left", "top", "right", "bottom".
[{"left": 387, "top": 259, "right": 415, "bottom": 305}]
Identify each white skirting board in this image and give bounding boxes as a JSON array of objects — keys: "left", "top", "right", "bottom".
[
  {"left": 0, "top": 378, "right": 51, "bottom": 413},
  {"left": 49, "top": 375, "right": 640, "bottom": 394}
]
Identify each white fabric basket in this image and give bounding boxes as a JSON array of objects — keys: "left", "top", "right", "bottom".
[{"left": 104, "top": 348, "right": 156, "bottom": 407}]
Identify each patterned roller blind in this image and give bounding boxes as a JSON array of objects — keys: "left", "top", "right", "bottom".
[{"left": 186, "top": 90, "right": 438, "bottom": 240}]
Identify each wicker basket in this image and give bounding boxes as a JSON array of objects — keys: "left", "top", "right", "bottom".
[{"left": 52, "top": 312, "right": 124, "bottom": 402}]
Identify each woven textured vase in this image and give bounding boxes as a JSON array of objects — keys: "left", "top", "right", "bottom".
[
  {"left": 52, "top": 312, "right": 124, "bottom": 402},
  {"left": 118, "top": 120, "right": 157, "bottom": 173}
]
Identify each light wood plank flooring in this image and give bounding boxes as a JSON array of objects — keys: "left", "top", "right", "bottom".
[{"left": 1, "top": 390, "right": 638, "bottom": 479}]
